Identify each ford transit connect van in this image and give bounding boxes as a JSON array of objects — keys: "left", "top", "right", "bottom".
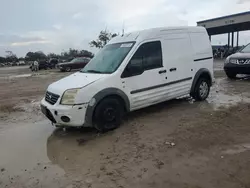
[{"left": 41, "top": 26, "right": 213, "bottom": 131}]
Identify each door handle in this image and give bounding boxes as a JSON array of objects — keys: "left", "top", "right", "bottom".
[
  {"left": 170, "top": 68, "right": 177, "bottom": 72},
  {"left": 159, "top": 70, "right": 167, "bottom": 74}
]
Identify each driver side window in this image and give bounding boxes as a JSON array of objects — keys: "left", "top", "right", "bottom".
[{"left": 121, "top": 41, "right": 162, "bottom": 78}]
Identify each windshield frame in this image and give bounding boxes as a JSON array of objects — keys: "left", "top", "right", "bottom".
[
  {"left": 80, "top": 41, "right": 136, "bottom": 74},
  {"left": 240, "top": 43, "right": 250, "bottom": 53}
]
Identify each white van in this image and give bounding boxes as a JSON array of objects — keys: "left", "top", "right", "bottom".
[{"left": 41, "top": 26, "right": 213, "bottom": 131}]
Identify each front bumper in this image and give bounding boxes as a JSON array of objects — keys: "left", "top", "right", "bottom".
[
  {"left": 224, "top": 63, "right": 250, "bottom": 74},
  {"left": 40, "top": 98, "right": 89, "bottom": 127}
]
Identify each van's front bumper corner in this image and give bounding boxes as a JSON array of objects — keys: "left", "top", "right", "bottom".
[{"left": 40, "top": 98, "right": 90, "bottom": 127}]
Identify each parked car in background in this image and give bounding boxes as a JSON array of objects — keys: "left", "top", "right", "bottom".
[
  {"left": 49, "top": 58, "right": 59, "bottom": 68},
  {"left": 17, "top": 61, "right": 26, "bottom": 66},
  {"left": 57, "top": 57, "right": 91, "bottom": 72},
  {"left": 11, "top": 62, "right": 17, "bottom": 66},
  {"left": 38, "top": 60, "right": 49, "bottom": 70},
  {"left": 30, "top": 60, "right": 50, "bottom": 71},
  {"left": 41, "top": 26, "right": 214, "bottom": 132},
  {"left": 224, "top": 43, "right": 250, "bottom": 79}
]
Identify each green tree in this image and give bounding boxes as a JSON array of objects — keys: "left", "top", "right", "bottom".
[
  {"left": 0, "top": 56, "right": 6, "bottom": 63},
  {"left": 90, "top": 30, "right": 118, "bottom": 48},
  {"left": 25, "top": 51, "right": 46, "bottom": 61},
  {"left": 5, "top": 51, "right": 18, "bottom": 62},
  {"left": 47, "top": 53, "right": 59, "bottom": 59}
]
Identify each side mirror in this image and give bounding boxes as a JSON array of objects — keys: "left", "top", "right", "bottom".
[{"left": 123, "top": 58, "right": 144, "bottom": 77}]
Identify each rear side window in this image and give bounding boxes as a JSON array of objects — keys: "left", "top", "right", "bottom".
[{"left": 132, "top": 41, "right": 163, "bottom": 70}]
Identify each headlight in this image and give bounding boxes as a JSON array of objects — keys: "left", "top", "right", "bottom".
[
  {"left": 61, "top": 88, "right": 80, "bottom": 105},
  {"left": 229, "top": 59, "right": 237, "bottom": 64}
]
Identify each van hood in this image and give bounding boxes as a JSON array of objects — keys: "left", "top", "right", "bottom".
[
  {"left": 230, "top": 52, "right": 250, "bottom": 59},
  {"left": 47, "top": 72, "right": 107, "bottom": 95}
]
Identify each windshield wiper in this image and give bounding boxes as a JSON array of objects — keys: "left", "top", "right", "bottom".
[{"left": 85, "top": 70, "right": 102, "bottom": 73}]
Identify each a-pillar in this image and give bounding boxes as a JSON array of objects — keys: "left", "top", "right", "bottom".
[{"left": 209, "top": 35, "right": 211, "bottom": 41}]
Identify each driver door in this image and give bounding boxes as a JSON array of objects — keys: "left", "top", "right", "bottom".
[{"left": 121, "top": 41, "right": 167, "bottom": 111}]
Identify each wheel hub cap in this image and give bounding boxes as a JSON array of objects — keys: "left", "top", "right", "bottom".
[
  {"left": 199, "top": 81, "right": 209, "bottom": 98},
  {"left": 104, "top": 108, "right": 115, "bottom": 121}
]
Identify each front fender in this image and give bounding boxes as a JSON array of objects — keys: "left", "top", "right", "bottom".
[{"left": 84, "top": 88, "right": 130, "bottom": 127}]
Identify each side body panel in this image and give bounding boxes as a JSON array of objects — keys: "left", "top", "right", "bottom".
[
  {"left": 189, "top": 31, "right": 214, "bottom": 79},
  {"left": 160, "top": 32, "right": 194, "bottom": 99}
]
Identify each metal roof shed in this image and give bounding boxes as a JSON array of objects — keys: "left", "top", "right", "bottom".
[{"left": 197, "top": 11, "right": 250, "bottom": 48}]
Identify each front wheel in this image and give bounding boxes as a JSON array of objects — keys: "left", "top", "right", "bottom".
[
  {"left": 93, "top": 98, "right": 124, "bottom": 132},
  {"left": 192, "top": 78, "right": 210, "bottom": 101},
  {"left": 225, "top": 71, "right": 237, "bottom": 79}
]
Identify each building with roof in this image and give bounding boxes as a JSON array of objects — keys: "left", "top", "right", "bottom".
[{"left": 197, "top": 11, "right": 250, "bottom": 48}]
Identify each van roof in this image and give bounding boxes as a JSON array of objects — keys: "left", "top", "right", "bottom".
[{"left": 109, "top": 26, "right": 206, "bottom": 44}]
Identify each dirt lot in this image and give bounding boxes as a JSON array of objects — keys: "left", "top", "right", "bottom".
[{"left": 1, "top": 61, "right": 250, "bottom": 188}]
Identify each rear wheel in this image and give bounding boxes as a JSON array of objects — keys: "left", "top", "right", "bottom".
[
  {"left": 192, "top": 77, "right": 210, "bottom": 101},
  {"left": 225, "top": 71, "right": 237, "bottom": 79},
  {"left": 93, "top": 98, "right": 124, "bottom": 132}
]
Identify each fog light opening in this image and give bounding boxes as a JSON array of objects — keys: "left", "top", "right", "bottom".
[{"left": 61, "top": 116, "right": 70, "bottom": 123}]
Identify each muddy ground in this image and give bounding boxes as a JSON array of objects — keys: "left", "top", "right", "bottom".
[{"left": 1, "top": 60, "right": 250, "bottom": 188}]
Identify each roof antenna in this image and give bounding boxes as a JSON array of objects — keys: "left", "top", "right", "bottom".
[{"left": 122, "top": 21, "right": 125, "bottom": 36}]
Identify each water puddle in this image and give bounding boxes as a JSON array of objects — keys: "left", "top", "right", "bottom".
[
  {"left": 207, "top": 91, "right": 250, "bottom": 109},
  {"left": 0, "top": 120, "right": 65, "bottom": 185},
  {"left": 206, "top": 78, "right": 250, "bottom": 109},
  {"left": 222, "top": 143, "right": 250, "bottom": 155},
  {"left": 8, "top": 74, "right": 32, "bottom": 79},
  {"left": 16, "top": 100, "right": 41, "bottom": 113}
]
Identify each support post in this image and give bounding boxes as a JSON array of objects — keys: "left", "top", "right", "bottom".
[
  {"left": 228, "top": 33, "right": 230, "bottom": 49},
  {"left": 231, "top": 32, "right": 234, "bottom": 48},
  {"left": 236, "top": 31, "right": 239, "bottom": 48}
]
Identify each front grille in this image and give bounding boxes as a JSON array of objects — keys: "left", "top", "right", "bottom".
[
  {"left": 45, "top": 91, "right": 60, "bottom": 105},
  {"left": 237, "top": 59, "right": 250, "bottom": 65}
]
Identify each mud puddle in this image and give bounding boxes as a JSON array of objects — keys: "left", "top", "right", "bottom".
[
  {"left": 223, "top": 143, "right": 250, "bottom": 155},
  {"left": 8, "top": 74, "right": 32, "bottom": 79},
  {"left": 207, "top": 77, "right": 250, "bottom": 109},
  {"left": 0, "top": 121, "right": 68, "bottom": 187}
]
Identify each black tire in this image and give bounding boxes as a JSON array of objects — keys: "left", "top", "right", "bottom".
[
  {"left": 192, "top": 77, "right": 210, "bottom": 101},
  {"left": 225, "top": 71, "right": 237, "bottom": 79},
  {"left": 93, "top": 98, "right": 124, "bottom": 132},
  {"left": 65, "top": 67, "right": 71, "bottom": 72}
]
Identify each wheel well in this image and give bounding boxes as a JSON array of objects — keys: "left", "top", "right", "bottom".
[
  {"left": 199, "top": 72, "right": 212, "bottom": 86},
  {"left": 106, "top": 95, "right": 127, "bottom": 111},
  {"left": 92, "top": 94, "right": 127, "bottom": 123}
]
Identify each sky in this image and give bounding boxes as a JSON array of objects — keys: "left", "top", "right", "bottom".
[{"left": 0, "top": 0, "right": 250, "bottom": 57}]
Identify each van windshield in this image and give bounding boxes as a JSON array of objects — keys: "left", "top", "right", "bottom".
[
  {"left": 240, "top": 43, "right": 250, "bottom": 53},
  {"left": 80, "top": 42, "right": 135, "bottom": 74}
]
